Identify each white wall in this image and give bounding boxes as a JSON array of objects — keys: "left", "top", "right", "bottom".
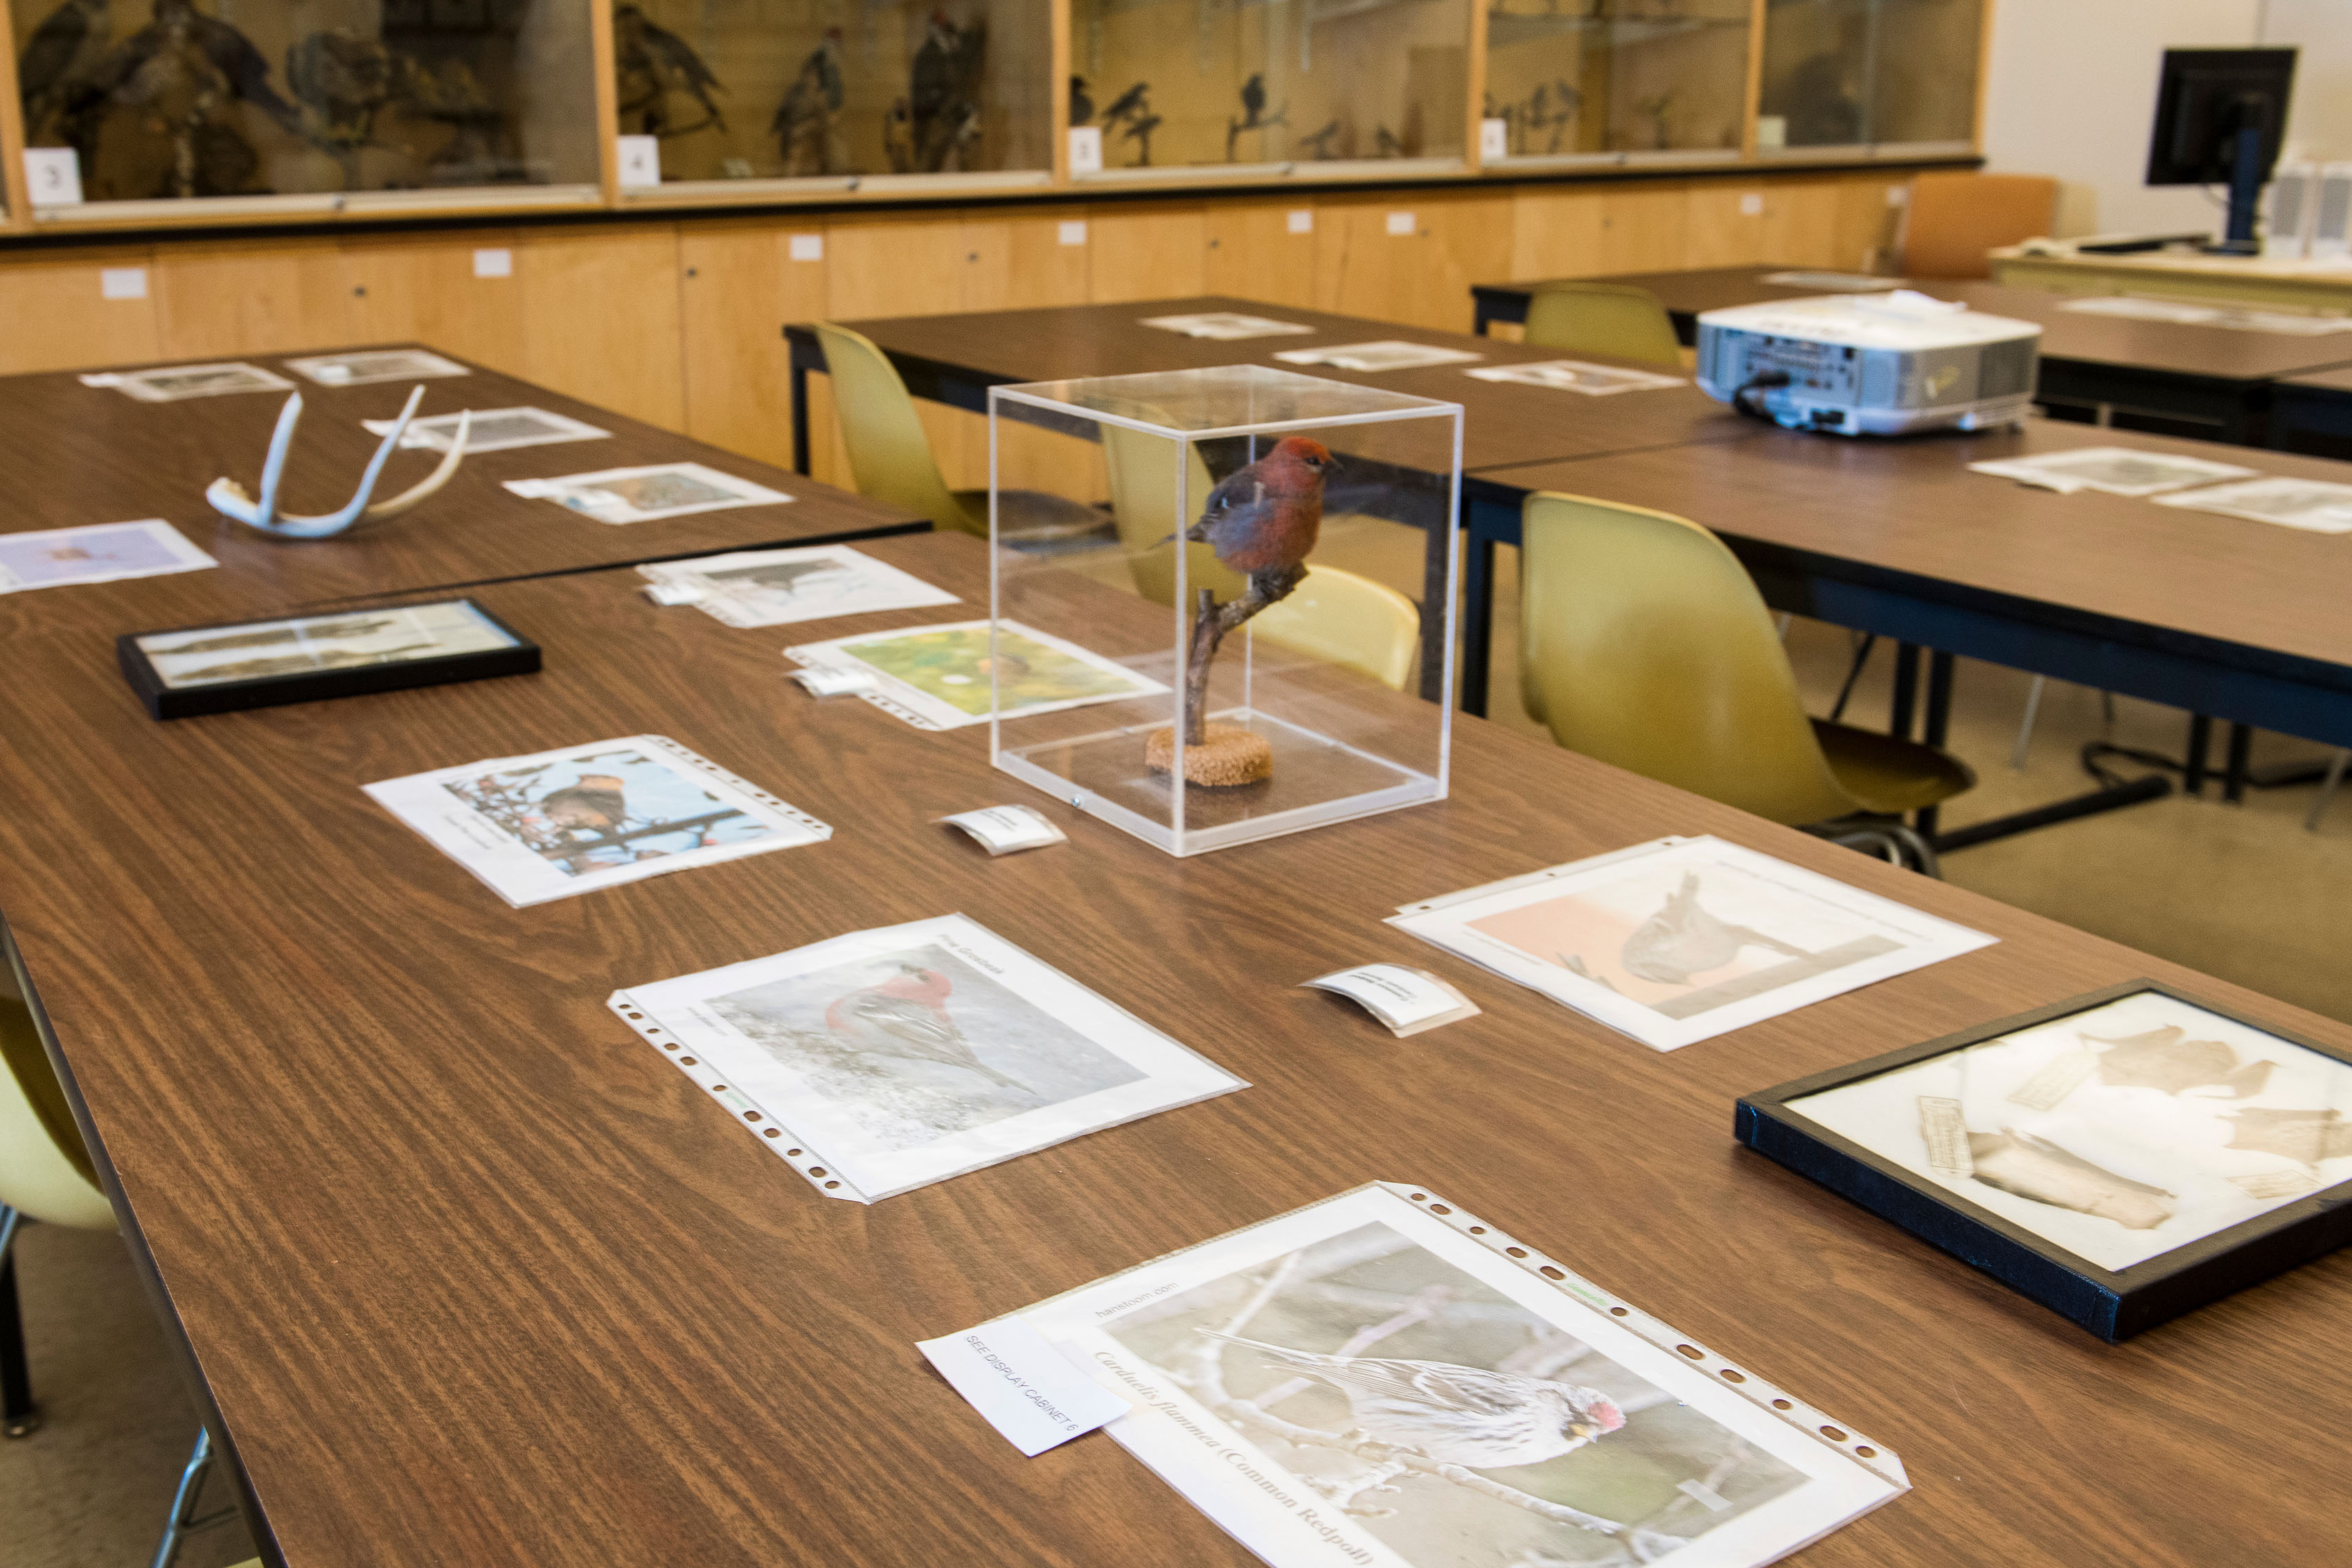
[
  {"left": 2264, "top": 1, "right": 2352, "bottom": 163},
  {"left": 1979, "top": 0, "right": 2264, "bottom": 238}
]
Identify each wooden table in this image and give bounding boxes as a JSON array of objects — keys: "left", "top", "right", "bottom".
[
  {"left": 8, "top": 529, "right": 2350, "bottom": 1567},
  {"left": 1989, "top": 242, "right": 2352, "bottom": 315},
  {"left": 1470, "top": 267, "right": 2352, "bottom": 444},
  {"left": 0, "top": 346, "right": 922, "bottom": 634}
]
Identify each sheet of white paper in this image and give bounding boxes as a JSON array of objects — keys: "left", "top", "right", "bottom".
[
  {"left": 366, "top": 406, "right": 612, "bottom": 453},
  {"left": 504, "top": 462, "right": 791, "bottom": 524},
  {"left": 785, "top": 618, "right": 1166, "bottom": 731},
  {"left": 637, "top": 544, "right": 960, "bottom": 628},
  {"left": 80, "top": 362, "right": 294, "bottom": 402},
  {"left": 1139, "top": 312, "right": 1317, "bottom": 341},
  {"left": 940, "top": 805, "right": 1068, "bottom": 855},
  {"left": 0, "top": 519, "right": 217, "bottom": 593},
  {"left": 284, "top": 349, "right": 471, "bottom": 385},
  {"left": 2152, "top": 476, "right": 2352, "bottom": 533},
  {"left": 608, "top": 914, "right": 1247, "bottom": 1202},
  {"left": 1013, "top": 1184, "right": 1906, "bottom": 1568},
  {"left": 1272, "top": 341, "right": 1484, "bottom": 372},
  {"left": 917, "top": 1319, "right": 1130, "bottom": 1456},
  {"left": 362, "top": 733, "right": 830, "bottom": 907},
  {"left": 1389, "top": 835, "right": 1995, "bottom": 1051},
  {"left": 1966, "top": 446, "right": 2256, "bottom": 497},
  {"left": 1301, "top": 964, "right": 1477, "bottom": 1035},
  {"left": 2060, "top": 294, "right": 2352, "bottom": 335},
  {"left": 1463, "top": 359, "right": 1687, "bottom": 395}
]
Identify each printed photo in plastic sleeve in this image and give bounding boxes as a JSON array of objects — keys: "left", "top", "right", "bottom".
[
  {"left": 79, "top": 362, "right": 295, "bottom": 402},
  {"left": 504, "top": 462, "right": 792, "bottom": 524},
  {"left": 609, "top": 914, "right": 1244, "bottom": 1201},
  {"left": 283, "top": 349, "right": 471, "bottom": 386},
  {"left": 0, "top": 520, "right": 217, "bottom": 594},
  {"left": 367, "top": 406, "right": 612, "bottom": 454},
  {"left": 637, "top": 544, "right": 961, "bottom": 629},
  {"left": 1389, "top": 837, "right": 1995, "bottom": 1051},
  {"left": 363, "top": 734, "right": 830, "bottom": 907},
  {"left": 784, "top": 619, "right": 1167, "bottom": 731},
  {"left": 1008, "top": 1183, "right": 1905, "bottom": 1568}
]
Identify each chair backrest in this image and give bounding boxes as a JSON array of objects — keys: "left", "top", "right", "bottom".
[
  {"left": 1521, "top": 283, "right": 1684, "bottom": 368},
  {"left": 1901, "top": 172, "right": 2060, "bottom": 279},
  {"left": 1519, "top": 490, "right": 1860, "bottom": 825},
  {"left": 810, "top": 321, "right": 975, "bottom": 535},
  {"left": 0, "top": 995, "right": 114, "bottom": 1230},
  {"left": 1252, "top": 566, "right": 1420, "bottom": 691},
  {"left": 1101, "top": 420, "right": 1248, "bottom": 607}
]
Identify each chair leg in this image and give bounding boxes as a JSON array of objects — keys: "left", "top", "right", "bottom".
[
  {"left": 1814, "top": 821, "right": 1943, "bottom": 878},
  {"left": 152, "top": 1425, "right": 238, "bottom": 1568},
  {"left": 1, "top": 1206, "right": 36, "bottom": 1439},
  {"left": 2010, "top": 675, "right": 2046, "bottom": 770},
  {"left": 2308, "top": 750, "right": 2351, "bottom": 834}
]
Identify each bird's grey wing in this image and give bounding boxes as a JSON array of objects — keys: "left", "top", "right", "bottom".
[
  {"left": 1393, "top": 1362, "right": 1544, "bottom": 1418},
  {"left": 846, "top": 992, "right": 961, "bottom": 1046}
]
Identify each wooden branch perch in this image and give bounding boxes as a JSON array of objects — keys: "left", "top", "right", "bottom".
[{"left": 1182, "top": 566, "right": 1306, "bottom": 745}]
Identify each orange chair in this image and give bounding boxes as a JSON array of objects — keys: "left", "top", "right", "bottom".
[{"left": 1900, "top": 171, "right": 2060, "bottom": 279}]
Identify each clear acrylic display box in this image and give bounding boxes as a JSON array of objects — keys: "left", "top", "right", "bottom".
[{"left": 988, "top": 364, "right": 1460, "bottom": 857}]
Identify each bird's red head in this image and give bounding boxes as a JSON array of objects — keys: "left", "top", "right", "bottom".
[
  {"left": 1274, "top": 436, "right": 1335, "bottom": 473},
  {"left": 1571, "top": 1396, "right": 1627, "bottom": 1439}
]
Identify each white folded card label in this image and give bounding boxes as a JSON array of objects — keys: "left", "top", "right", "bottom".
[
  {"left": 788, "top": 666, "right": 876, "bottom": 696},
  {"left": 917, "top": 1319, "right": 1129, "bottom": 1456},
  {"left": 939, "top": 805, "right": 1068, "bottom": 855},
  {"left": 641, "top": 580, "right": 705, "bottom": 606},
  {"left": 1302, "top": 963, "right": 1479, "bottom": 1036}
]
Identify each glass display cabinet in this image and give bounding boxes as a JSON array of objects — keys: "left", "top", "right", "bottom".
[
  {"left": 616, "top": 0, "right": 1051, "bottom": 192},
  {"left": 1757, "top": 0, "right": 1981, "bottom": 154},
  {"left": 1484, "top": 0, "right": 1752, "bottom": 166},
  {"left": 9, "top": 0, "right": 600, "bottom": 215},
  {"left": 989, "top": 364, "right": 1458, "bottom": 857},
  {"left": 1070, "top": 0, "right": 1472, "bottom": 179}
]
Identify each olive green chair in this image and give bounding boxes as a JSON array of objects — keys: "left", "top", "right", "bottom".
[
  {"left": 1101, "top": 423, "right": 1420, "bottom": 690},
  {"left": 811, "top": 322, "right": 1111, "bottom": 546},
  {"left": 2, "top": 992, "right": 114, "bottom": 1441},
  {"left": 1520, "top": 282, "right": 1685, "bottom": 369},
  {"left": 1520, "top": 491, "right": 1973, "bottom": 873}
]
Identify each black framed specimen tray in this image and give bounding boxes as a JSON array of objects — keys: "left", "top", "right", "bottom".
[
  {"left": 118, "top": 599, "right": 540, "bottom": 720},
  {"left": 1736, "top": 982, "right": 2352, "bottom": 1341}
]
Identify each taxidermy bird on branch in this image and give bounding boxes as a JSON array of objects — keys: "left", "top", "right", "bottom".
[
  {"left": 1200, "top": 1331, "right": 1627, "bottom": 1468},
  {"left": 1147, "top": 437, "right": 1335, "bottom": 784},
  {"left": 771, "top": 26, "right": 846, "bottom": 175},
  {"left": 612, "top": 2, "right": 725, "bottom": 138}
]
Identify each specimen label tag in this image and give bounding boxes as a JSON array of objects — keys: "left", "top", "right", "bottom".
[
  {"left": 917, "top": 1319, "right": 1128, "bottom": 1456},
  {"left": 1303, "top": 963, "right": 1479, "bottom": 1037},
  {"left": 939, "top": 805, "right": 1067, "bottom": 855},
  {"left": 1918, "top": 1096, "right": 1972, "bottom": 1175}
]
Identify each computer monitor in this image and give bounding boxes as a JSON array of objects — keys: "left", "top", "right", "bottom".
[{"left": 2146, "top": 47, "right": 2297, "bottom": 255}]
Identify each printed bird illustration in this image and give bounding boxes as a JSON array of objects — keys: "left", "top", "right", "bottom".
[
  {"left": 2225, "top": 1107, "right": 2352, "bottom": 1166},
  {"left": 2085, "top": 1026, "right": 2276, "bottom": 1098},
  {"left": 612, "top": 2, "right": 725, "bottom": 137},
  {"left": 1182, "top": 436, "right": 1335, "bottom": 592},
  {"left": 771, "top": 27, "right": 846, "bottom": 175},
  {"left": 705, "top": 559, "right": 841, "bottom": 595},
  {"left": 823, "top": 963, "right": 1027, "bottom": 1092},
  {"left": 1967, "top": 1128, "right": 2175, "bottom": 1230},
  {"left": 15, "top": 0, "right": 111, "bottom": 140},
  {"left": 1200, "top": 1332, "right": 1626, "bottom": 1468},
  {"left": 1618, "top": 871, "right": 1808, "bottom": 986}
]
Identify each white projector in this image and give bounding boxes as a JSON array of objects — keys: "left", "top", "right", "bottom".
[{"left": 1695, "top": 289, "right": 2042, "bottom": 436}]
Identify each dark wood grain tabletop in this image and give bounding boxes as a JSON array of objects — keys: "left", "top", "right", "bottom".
[
  {"left": 3, "top": 529, "right": 2346, "bottom": 1567},
  {"left": 1475, "top": 416, "right": 2352, "bottom": 681},
  {"left": 820, "top": 296, "right": 1763, "bottom": 470},
  {"left": 0, "top": 346, "right": 923, "bottom": 636}
]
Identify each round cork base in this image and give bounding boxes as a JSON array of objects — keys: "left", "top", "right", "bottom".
[{"left": 1145, "top": 722, "right": 1275, "bottom": 787}]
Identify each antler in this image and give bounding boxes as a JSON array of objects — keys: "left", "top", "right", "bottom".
[{"left": 206, "top": 386, "right": 470, "bottom": 538}]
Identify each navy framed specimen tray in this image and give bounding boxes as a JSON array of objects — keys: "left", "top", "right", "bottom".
[
  {"left": 117, "top": 598, "right": 540, "bottom": 720},
  {"left": 1736, "top": 981, "right": 2352, "bottom": 1341}
]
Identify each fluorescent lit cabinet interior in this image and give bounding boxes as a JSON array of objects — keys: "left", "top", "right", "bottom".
[
  {"left": 989, "top": 364, "right": 1458, "bottom": 857},
  {"left": 614, "top": 0, "right": 1052, "bottom": 195},
  {"left": 10, "top": 0, "right": 602, "bottom": 219},
  {"left": 1484, "top": 0, "right": 1753, "bottom": 167},
  {"left": 1070, "top": 0, "right": 1472, "bottom": 181},
  {"left": 1756, "top": 0, "right": 1981, "bottom": 156}
]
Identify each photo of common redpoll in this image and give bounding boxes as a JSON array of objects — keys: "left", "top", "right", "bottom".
[{"left": 1104, "top": 1221, "right": 1806, "bottom": 1566}]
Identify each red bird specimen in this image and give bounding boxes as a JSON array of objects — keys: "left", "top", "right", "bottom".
[
  {"left": 1200, "top": 1331, "right": 1626, "bottom": 1468},
  {"left": 1186, "top": 436, "right": 1335, "bottom": 585},
  {"left": 823, "top": 963, "right": 1026, "bottom": 1092}
]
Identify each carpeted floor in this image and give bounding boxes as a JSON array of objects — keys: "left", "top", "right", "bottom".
[{"left": 7, "top": 523, "right": 2346, "bottom": 1567}]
